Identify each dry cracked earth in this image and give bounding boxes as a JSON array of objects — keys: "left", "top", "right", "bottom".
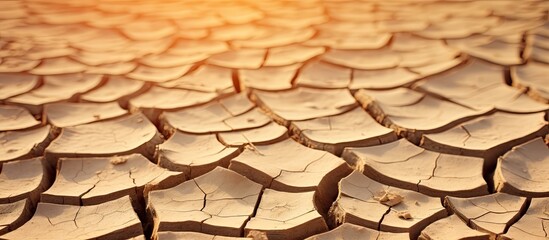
[{"left": 0, "top": 0, "right": 548, "bottom": 239}]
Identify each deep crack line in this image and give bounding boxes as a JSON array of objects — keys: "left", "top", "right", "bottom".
[
  {"left": 377, "top": 207, "right": 391, "bottom": 231},
  {"left": 542, "top": 220, "right": 548, "bottom": 238},
  {"left": 461, "top": 125, "right": 472, "bottom": 146},
  {"left": 73, "top": 206, "right": 82, "bottom": 229},
  {"left": 193, "top": 179, "right": 207, "bottom": 212}
]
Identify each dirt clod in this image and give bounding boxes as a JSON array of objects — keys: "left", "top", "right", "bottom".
[
  {"left": 374, "top": 191, "right": 403, "bottom": 207},
  {"left": 110, "top": 156, "right": 128, "bottom": 165},
  {"left": 247, "top": 230, "right": 269, "bottom": 240},
  {"left": 397, "top": 211, "right": 412, "bottom": 220}
]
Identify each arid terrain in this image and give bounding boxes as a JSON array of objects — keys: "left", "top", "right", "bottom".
[{"left": 0, "top": 0, "right": 548, "bottom": 239}]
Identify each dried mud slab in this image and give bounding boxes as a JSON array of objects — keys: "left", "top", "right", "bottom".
[
  {"left": 390, "top": 34, "right": 445, "bottom": 52},
  {"left": 330, "top": 171, "right": 447, "bottom": 239},
  {"left": 261, "top": 14, "right": 325, "bottom": 29},
  {"left": 422, "top": 112, "right": 548, "bottom": 171},
  {"left": 502, "top": 198, "right": 549, "bottom": 240},
  {"left": 356, "top": 87, "right": 424, "bottom": 107},
  {"left": 306, "top": 32, "right": 391, "bottom": 50},
  {"left": 80, "top": 76, "right": 147, "bottom": 107},
  {"left": 208, "top": 49, "right": 266, "bottom": 69},
  {"left": 159, "top": 65, "right": 234, "bottom": 94},
  {"left": 291, "top": 107, "right": 397, "bottom": 155},
  {"left": 343, "top": 139, "right": 487, "bottom": 197},
  {"left": 45, "top": 113, "right": 163, "bottom": 167},
  {"left": 208, "top": 24, "right": 260, "bottom": 41},
  {"left": 322, "top": 49, "right": 400, "bottom": 70},
  {"left": 253, "top": 88, "right": 357, "bottom": 125},
  {"left": 304, "top": 223, "right": 408, "bottom": 240},
  {"left": 0, "top": 199, "right": 32, "bottom": 235},
  {"left": 126, "top": 64, "right": 192, "bottom": 83},
  {"left": 127, "top": 37, "right": 172, "bottom": 57},
  {"left": 410, "top": 57, "right": 464, "bottom": 78},
  {"left": 138, "top": 52, "right": 205, "bottom": 68},
  {"left": 28, "top": 57, "right": 87, "bottom": 75},
  {"left": 356, "top": 88, "right": 491, "bottom": 143},
  {"left": 529, "top": 46, "right": 549, "bottom": 64},
  {"left": 414, "top": 59, "right": 549, "bottom": 113},
  {"left": 1, "top": 196, "right": 144, "bottom": 239},
  {"left": 0, "top": 158, "right": 51, "bottom": 204},
  {"left": 148, "top": 167, "right": 262, "bottom": 236},
  {"left": 71, "top": 50, "right": 136, "bottom": 67},
  {"left": 44, "top": 102, "right": 127, "bottom": 128},
  {"left": 0, "top": 126, "right": 53, "bottom": 163},
  {"left": 0, "top": 105, "right": 40, "bottom": 131},
  {"left": 461, "top": 40, "right": 523, "bottom": 66},
  {"left": 398, "top": 44, "right": 460, "bottom": 69},
  {"left": 264, "top": 44, "right": 324, "bottom": 67},
  {"left": 34, "top": 12, "right": 100, "bottom": 26},
  {"left": 42, "top": 154, "right": 182, "bottom": 205},
  {"left": 161, "top": 94, "right": 270, "bottom": 135},
  {"left": 245, "top": 189, "right": 328, "bottom": 240},
  {"left": 295, "top": 60, "right": 351, "bottom": 89},
  {"left": 156, "top": 232, "right": 251, "bottom": 240},
  {"left": 511, "top": 61, "right": 549, "bottom": 103},
  {"left": 157, "top": 132, "right": 240, "bottom": 179},
  {"left": 229, "top": 138, "right": 351, "bottom": 213},
  {"left": 239, "top": 64, "right": 298, "bottom": 91},
  {"left": 445, "top": 193, "right": 527, "bottom": 235},
  {"left": 119, "top": 20, "right": 176, "bottom": 41},
  {"left": 218, "top": 122, "right": 289, "bottom": 146},
  {"left": 231, "top": 28, "right": 314, "bottom": 49},
  {"left": 6, "top": 73, "right": 103, "bottom": 115},
  {"left": 413, "top": 17, "right": 497, "bottom": 39},
  {"left": 446, "top": 35, "right": 493, "bottom": 50},
  {"left": 533, "top": 22, "right": 549, "bottom": 38},
  {"left": 0, "top": 73, "right": 38, "bottom": 101},
  {"left": 86, "top": 62, "right": 137, "bottom": 75},
  {"left": 494, "top": 138, "right": 549, "bottom": 197},
  {"left": 418, "top": 215, "right": 492, "bottom": 240},
  {"left": 128, "top": 86, "right": 218, "bottom": 121},
  {"left": 349, "top": 68, "right": 419, "bottom": 90},
  {"left": 168, "top": 39, "right": 228, "bottom": 56},
  {"left": 0, "top": 58, "right": 40, "bottom": 73}
]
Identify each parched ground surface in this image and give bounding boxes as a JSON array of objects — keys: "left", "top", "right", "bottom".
[{"left": 0, "top": 0, "right": 548, "bottom": 240}]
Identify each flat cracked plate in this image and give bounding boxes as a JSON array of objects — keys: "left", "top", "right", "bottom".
[{"left": 0, "top": 1, "right": 548, "bottom": 240}]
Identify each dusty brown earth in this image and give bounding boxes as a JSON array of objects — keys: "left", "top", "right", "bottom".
[{"left": 0, "top": 0, "right": 548, "bottom": 240}]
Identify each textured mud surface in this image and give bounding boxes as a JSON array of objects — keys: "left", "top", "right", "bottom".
[{"left": 0, "top": 0, "right": 548, "bottom": 239}]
